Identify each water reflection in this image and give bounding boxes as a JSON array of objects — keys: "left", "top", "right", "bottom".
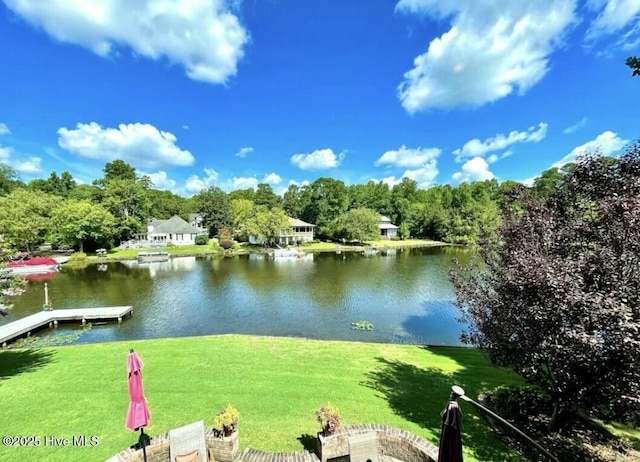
[{"left": 3, "top": 247, "right": 471, "bottom": 346}]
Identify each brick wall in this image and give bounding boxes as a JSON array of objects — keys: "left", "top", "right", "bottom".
[{"left": 317, "top": 424, "right": 438, "bottom": 462}]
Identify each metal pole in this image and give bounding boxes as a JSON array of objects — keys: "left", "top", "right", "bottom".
[
  {"left": 451, "top": 386, "right": 559, "bottom": 462},
  {"left": 139, "top": 428, "right": 148, "bottom": 462},
  {"left": 44, "top": 283, "right": 49, "bottom": 306}
]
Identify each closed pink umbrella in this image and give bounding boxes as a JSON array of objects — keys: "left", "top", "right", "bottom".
[{"left": 126, "top": 349, "right": 150, "bottom": 461}]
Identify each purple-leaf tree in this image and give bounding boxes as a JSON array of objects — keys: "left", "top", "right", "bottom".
[{"left": 450, "top": 142, "right": 640, "bottom": 431}]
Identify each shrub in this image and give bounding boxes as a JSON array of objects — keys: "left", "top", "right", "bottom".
[
  {"left": 315, "top": 402, "right": 341, "bottom": 435},
  {"left": 486, "top": 385, "right": 551, "bottom": 427},
  {"left": 68, "top": 252, "right": 87, "bottom": 262},
  {"left": 214, "top": 404, "right": 239, "bottom": 432},
  {"left": 219, "top": 239, "right": 235, "bottom": 250},
  {"left": 194, "top": 234, "right": 209, "bottom": 245}
]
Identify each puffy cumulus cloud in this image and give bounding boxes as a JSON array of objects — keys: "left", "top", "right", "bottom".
[
  {"left": 57, "top": 122, "right": 195, "bottom": 169},
  {"left": 233, "top": 176, "right": 259, "bottom": 190},
  {"left": 262, "top": 172, "right": 282, "bottom": 185},
  {"left": 185, "top": 168, "right": 220, "bottom": 194},
  {"left": 371, "top": 161, "right": 439, "bottom": 189},
  {"left": 142, "top": 170, "right": 178, "bottom": 191},
  {"left": 3, "top": 0, "right": 248, "bottom": 84},
  {"left": 586, "top": 0, "right": 640, "bottom": 45},
  {"left": 452, "top": 157, "right": 495, "bottom": 184},
  {"left": 374, "top": 145, "right": 441, "bottom": 168},
  {"left": 453, "top": 123, "right": 547, "bottom": 161},
  {"left": 552, "top": 131, "right": 628, "bottom": 168},
  {"left": 0, "top": 123, "right": 10, "bottom": 135},
  {"left": 395, "top": 0, "right": 576, "bottom": 111},
  {"left": 290, "top": 148, "right": 344, "bottom": 171},
  {"left": 235, "top": 146, "right": 254, "bottom": 158},
  {"left": 0, "top": 141, "right": 42, "bottom": 174}
]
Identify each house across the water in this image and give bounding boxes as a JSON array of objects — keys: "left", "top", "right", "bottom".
[
  {"left": 249, "top": 217, "right": 315, "bottom": 246},
  {"left": 131, "top": 215, "right": 207, "bottom": 247},
  {"left": 379, "top": 215, "right": 399, "bottom": 239}
]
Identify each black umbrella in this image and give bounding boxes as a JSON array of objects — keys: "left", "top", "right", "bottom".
[{"left": 438, "top": 394, "right": 464, "bottom": 462}]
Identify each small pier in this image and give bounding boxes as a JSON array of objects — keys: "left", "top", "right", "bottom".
[{"left": 0, "top": 306, "right": 133, "bottom": 347}]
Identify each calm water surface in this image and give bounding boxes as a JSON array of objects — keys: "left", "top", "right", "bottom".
[{"left": 3, "top": 247, "right": 472, "bottom": 346}]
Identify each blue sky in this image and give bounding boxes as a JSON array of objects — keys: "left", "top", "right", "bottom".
[{"left": 0, "top": 0, "right": 638, "bottom": 196}]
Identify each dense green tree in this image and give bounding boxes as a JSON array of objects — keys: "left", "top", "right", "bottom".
[
  {"left": 0, "top": 189, "right": 58, "bottom": 251},
  {"left": 254, "top": 183, "right": 280, "bottom": 209},
  {"left": 626, "top": 56, "right": 640, "bottom": 76},
  {"left": 50, "top": 199, "right": 116, "bottom": 251},
  {"left": 391, "top": 178, "right": 419, "bottom": 226},
  {"left": 146, "top": 189, "right": 187, "bottom": 220},
  {"left": 102, "top": 159, "right": 137, "bottom": 182},
  {"left": 231, "top": 199, "right": 256, "bottom": 241},
  {"left": 348, "top": 181, "right": 392, "bottom": 216},
  {"left": 0, "top": 164, "right": 22, "bottom": 195},
  {"left": 29, "top": 171, "right": 76, "bottom": 197},
  {"left": 450, "top": 144, "right": 640, "bottom": 431},
  {"left": 300, "top": 178, "right": 349, "bottom": 238},
  {"left": 193, "top": 186, "right": 232, "bottom": 237},
  {"left": 67, "top": 184, "right": 101, "bottom": 202},
  {"left": 282, "top": 184, "right": 306, "bottom": 218},
  {"left": 101, "top": 178, "right": 151, "bottom": 241},
  {"left": 228, "top": 188, "right": 256, "bottom": 202},
  {"left": 335, "top": 208, "right": 380, "bottom": 243}
]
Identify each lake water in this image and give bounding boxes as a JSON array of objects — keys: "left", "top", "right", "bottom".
[{"left": 2, "top": 246, "right": 473, "bottom": 346}]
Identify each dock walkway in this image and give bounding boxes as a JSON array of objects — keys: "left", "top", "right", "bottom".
[{"left": 0, "top": 306, "right": 133, "bottom": 346}]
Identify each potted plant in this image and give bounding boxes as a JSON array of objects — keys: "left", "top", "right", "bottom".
[
  {"left": 315, "top": 402, "right": 341, "bottom": 436},
  {"left": 214, "top": 404, "right": 239, "bottom": 437}
]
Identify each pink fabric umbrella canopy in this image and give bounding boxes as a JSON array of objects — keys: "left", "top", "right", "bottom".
[{"left": 125, "top": 350, "right": 150, "bottom": 431}]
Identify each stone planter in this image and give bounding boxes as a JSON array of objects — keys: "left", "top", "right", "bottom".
[{"left": 205, "top": 429, "right": 240, "bottom": 462}]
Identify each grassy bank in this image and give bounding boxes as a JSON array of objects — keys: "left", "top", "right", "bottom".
[{"left": 0, "top": 335, "right": 525, "bottom": 462}]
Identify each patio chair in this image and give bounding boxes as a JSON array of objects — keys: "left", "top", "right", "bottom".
[
  {"left": 348, "top": 432, "right": 380, "bottom": 462},
  {"left": 169, "top": 420, "right": 209, "bottom": 462}
]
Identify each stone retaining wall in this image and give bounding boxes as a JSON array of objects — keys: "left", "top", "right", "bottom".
[
  {"left": 108, "top": 424, "right": 438, "bottom": 462},
  {"left": 317, "top": 424, "right": 438, "bottom": 462}
]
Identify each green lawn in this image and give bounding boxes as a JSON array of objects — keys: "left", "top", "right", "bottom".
[{"left": 0, "top": 335, "right": 527, "bottom": 462}]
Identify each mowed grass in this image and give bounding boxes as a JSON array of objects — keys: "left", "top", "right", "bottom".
[{"left": 0, "top": 335, "right": 526, "bottom": 462}]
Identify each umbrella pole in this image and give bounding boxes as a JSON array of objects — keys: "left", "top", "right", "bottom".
[
  {"left": 139, "top": 428, "right": 148, "bottom": 462},
  {"left": 451, "top": 386, "right": 559, "bottom": 462}
]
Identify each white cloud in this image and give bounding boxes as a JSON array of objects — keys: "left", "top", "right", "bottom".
[
  {"left": 371, "top": 161, "right": 439, "bottom": 189},
  {"left": 0, "top": 123, "right": 10, "bottom": 135},
  {"left": 3, "top": 0, "right": 248, "bottom": 84},
  {"left": 452, "top": 157, "right": 495, "bottom": 183},
  {"left": 262, "top": 172, "right": 282, "bottom": 185},
  {"left": 563, "top": 117, "right": 588, "bottom": 134},
  {"left": 453, "top": 123, "right": 547, "bottom": 161},
  {"left": 586, "top": 0, "right": 640, "bottom": 44},
  {"left": 374, "top": 145, "right": 441, "bottom": 168},
  {"left": 0, "top": 142, "right": 42, "bottom": 174},
  {"left": 142, "top": 170, "right": 177, "bottom": 191},
  {"left": 58, "top": 122, "right": 195, "bottom": 169},
  {"left": 233, "top": 176, "right": 259, "bottom": 190},
  {"left": 290, "top": 148, "right": 344, "bottom": 171},
  {"left": 235, "top": 146, "right": 254, "bottom": 158},
  {"left": 185, "top": 168, "right": 219, "bottom": 193},
  {"left": 552, "top": 130, "right": 628, "bottom": 168},
  {"left": 395, "top": 0, "right": 576, "bottom": 111}
]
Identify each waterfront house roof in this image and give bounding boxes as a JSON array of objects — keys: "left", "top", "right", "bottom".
[
  {"left": 379, "top": 215, "right": 399, "bottom": 230},
  {"left": 288, "top": 217, "right": 315, "bottom": 227},
  {"left": 150, "top": 215, "right": 202, "bottom": 234}
]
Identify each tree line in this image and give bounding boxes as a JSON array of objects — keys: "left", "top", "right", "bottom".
[{"left": 0, "top": 158, "right": 571, "bottom": 252}]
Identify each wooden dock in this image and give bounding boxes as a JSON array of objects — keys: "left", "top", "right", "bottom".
[{"left": 0, "top": 306, "right": 133, "bottom": 347}]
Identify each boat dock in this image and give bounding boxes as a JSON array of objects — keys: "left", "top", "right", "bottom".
[{"left": 0, "top": 306, "right": 133, "bottom": 347}]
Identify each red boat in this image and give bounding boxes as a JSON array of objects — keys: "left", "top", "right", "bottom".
[{"left": 8, "top": 255, "right": 61, "bottom": 276}]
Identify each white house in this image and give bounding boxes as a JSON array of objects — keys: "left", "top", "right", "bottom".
[
  {"left": 249, "top": 217, "right": 315, "bottom": 246},
  {"left": 133, "top": 215, "right": 206, "bottom": 247},
  {"left": 379, "top": 215, "right": 399, "bottom": 239}
]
